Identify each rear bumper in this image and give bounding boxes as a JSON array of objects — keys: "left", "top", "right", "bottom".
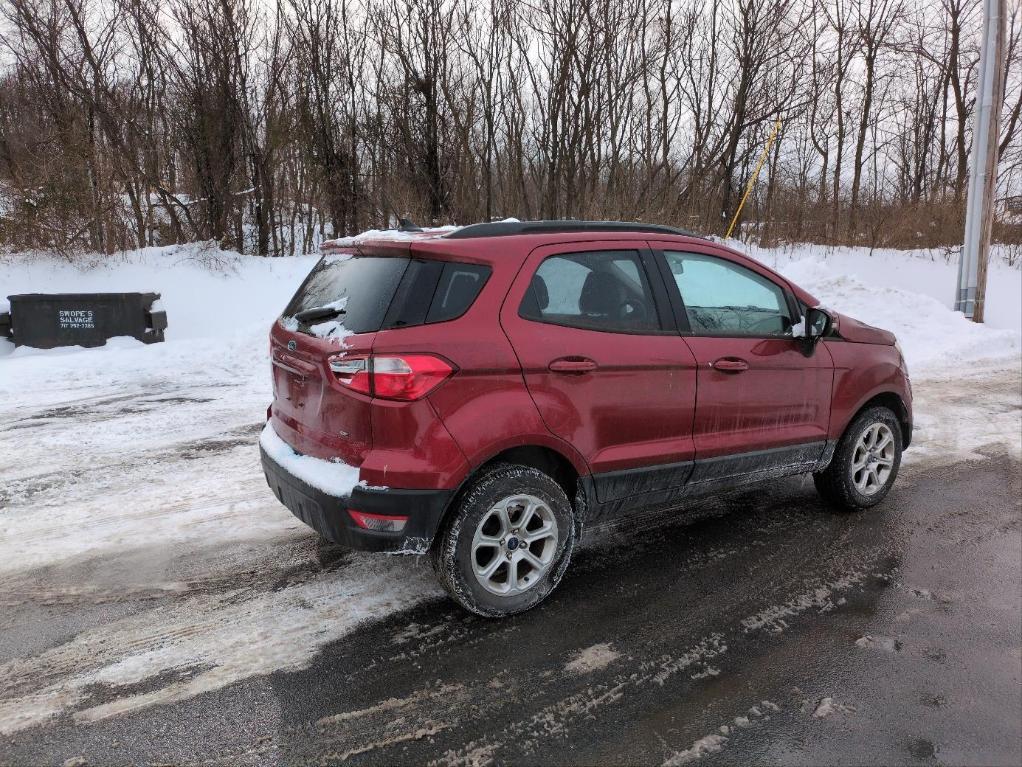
[{"left": 260, "top": 445, "right": 452, "bottom": 553}]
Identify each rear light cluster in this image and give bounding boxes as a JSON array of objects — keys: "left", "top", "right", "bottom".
[
  {"left": 328, "top": 353, "right": 454, "bottom": 401},
  {"left": 348, "top": 510, "right": 408, "bottom": 533}
]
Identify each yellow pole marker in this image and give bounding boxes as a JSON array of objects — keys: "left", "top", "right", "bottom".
[{"left": 724, "top": 117, "right": 782, "bottom": 240}]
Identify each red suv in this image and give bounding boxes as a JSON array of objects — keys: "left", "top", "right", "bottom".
[{"left": 261, "top": 221, "right": 912, "bottom": 616}]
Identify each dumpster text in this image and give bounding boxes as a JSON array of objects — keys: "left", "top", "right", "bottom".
[{"left": 58, "top": 310, "right": 96, "bottom": 330}]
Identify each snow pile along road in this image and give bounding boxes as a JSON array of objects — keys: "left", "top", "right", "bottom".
[
  {"left": 0, "top": 244, "right": 448, "bottom": 735},
  {"left": 0, "top": 241, "right": 1019, "bottom": 735},
  {"left": 747, "top": 241, "right": 1022, "bottom": 334},
  {"left": 771, "top": 251, "right": 1020, "bottom": 374}
]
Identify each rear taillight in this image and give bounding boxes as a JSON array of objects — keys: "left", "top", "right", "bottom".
[
  {"left": 348, "top": 510, "right": 408, "bottom": 533},
  {"left": 328, "top": 353, "right": 454, "bottom": 401},
  {"left": 329, "top": 354, "right": 372, "bottom": 395},
  {"left": 372, "top": 355, "right": 454, "bottom": 400}
]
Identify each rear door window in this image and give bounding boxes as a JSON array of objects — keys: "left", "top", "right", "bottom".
[{"left": 519, "top": 250, "right": 661, "bottom": 333}]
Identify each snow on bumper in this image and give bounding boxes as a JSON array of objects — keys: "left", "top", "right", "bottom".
[
  {"left": 259, "top": 421, "right": 366, "bottom": 497},
  {"left": 259, "top": 422, "right": 452, "bottom": 552}
]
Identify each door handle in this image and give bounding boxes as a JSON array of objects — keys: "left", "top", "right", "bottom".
[
  {"left": 549, "top": 357, "right": 598, "bottom": 374},
  {"left": 712, "top": 357, "right": 749, "bottom": 373}
]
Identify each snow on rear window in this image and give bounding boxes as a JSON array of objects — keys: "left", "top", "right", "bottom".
[{"left": 281, "top": 255, "right": 409, "bottom": 335}]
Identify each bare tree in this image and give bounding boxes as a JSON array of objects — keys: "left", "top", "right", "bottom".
[{"left": 0, "top": 0, "right": 1018, "bottom": 257}]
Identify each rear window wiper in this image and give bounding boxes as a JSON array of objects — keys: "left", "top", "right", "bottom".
[{"left": 295, "top": 305, "right": 347, "bottom": 323}]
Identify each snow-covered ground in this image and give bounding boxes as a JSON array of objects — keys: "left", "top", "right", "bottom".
[{"left": 0, "top": 241, "right": 1019, "bottom": 735}]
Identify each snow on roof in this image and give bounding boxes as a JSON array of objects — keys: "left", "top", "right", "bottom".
[
  {"left": 319, "top": 219, "right": 521, "bottom": 250},
  {"left": 320, "top": 225, "right": 461, "bottom": 250}
]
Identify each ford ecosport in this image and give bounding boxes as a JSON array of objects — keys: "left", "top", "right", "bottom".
[{"left": 260, "top": 221, "right": 912, "bottom": 617}]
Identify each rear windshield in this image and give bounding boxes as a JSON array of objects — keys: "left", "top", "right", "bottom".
[
  {"left": 281, "top": 254, "right": 490, "bottom": 338},
  {"left": 283, "top": 255, "right": 408, "bottom": 335}
]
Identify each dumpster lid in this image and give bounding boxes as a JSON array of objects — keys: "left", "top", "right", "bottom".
[{"left": 8, "top": 292, "right": 161, "bottom": 300}]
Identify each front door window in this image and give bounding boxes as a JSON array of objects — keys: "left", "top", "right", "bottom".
[{"left": 663, "top": 251, "right": 792, "bottom": 336}]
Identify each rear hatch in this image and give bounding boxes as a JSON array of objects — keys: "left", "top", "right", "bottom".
[{"left": 270, "top": 249, "right": 411, "bottom": 463}]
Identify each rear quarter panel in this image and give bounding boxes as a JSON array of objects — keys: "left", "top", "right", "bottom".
[
  {"left": 824, "top": 340, "right": 912, "bottom": 441},
  {"left": 358, "top": 395, "right": 470, "bottom": 489},
  {"left": 428, "top": 370, "right": 590, "bottom": 481}
]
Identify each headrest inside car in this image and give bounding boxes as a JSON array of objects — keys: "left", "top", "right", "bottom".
[
  {"left": 579, "top": 271, "right": 620, "bottom": 316},
  {"left": 522, "top": 274, "right": 549, "bottom": 315}
]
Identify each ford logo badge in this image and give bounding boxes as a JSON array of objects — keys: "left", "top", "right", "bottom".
[{"left": 287, "top": 340, "right": 297, "bottom": 352}]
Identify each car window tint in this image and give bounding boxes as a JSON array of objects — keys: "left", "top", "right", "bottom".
[
  {"left": 282, "top": 255, "right": 409, "bottom": 335},
  {"left": 425, "top": 263, "right": 491, "bottom": 323},
  {"left": 663, "top": 251, "right": 792, "bottom": 336},
  {"left": 520, "top": 250, "right": 660, "bottom": 333}
]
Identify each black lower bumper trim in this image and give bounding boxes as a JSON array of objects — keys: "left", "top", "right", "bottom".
[{"left": 260, "top": 446, "right": 452, "bottom": 552}]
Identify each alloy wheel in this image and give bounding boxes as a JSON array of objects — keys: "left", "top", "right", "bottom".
[
  {"left": 471, "top": 494, "right": 558, "bottom": 596},
  {"left": 851, "top": 422, "right": 895, "bottom": 496}
]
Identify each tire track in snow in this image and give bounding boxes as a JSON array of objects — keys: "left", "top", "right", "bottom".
[{"left": 0, "top": 556, "right": 444, "bottom": 736}]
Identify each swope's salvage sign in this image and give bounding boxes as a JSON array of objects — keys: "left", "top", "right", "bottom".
[{"left": 58, "top": 309, "right": 96, "bottom": 329}]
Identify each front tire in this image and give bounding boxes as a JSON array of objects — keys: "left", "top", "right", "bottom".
[
  {"left": 431, "top": 464, "right": 576, "bottom": 617},
  {"left": 814, "top": 406, "right": 903, "bottom": 511}
]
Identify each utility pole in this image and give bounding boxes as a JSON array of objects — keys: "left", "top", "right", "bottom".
[{"left": 955, "top": 0, "right": 1006, "bottom": 323}]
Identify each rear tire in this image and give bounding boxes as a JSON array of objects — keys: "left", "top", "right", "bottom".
[
  {"left": 814, "top": 405, "right": 903, "bottom": 511},
  {"left": 431, "top": 464, "right": 576, "bottom": 617}
]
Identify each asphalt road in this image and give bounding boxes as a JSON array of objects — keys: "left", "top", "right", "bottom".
[{"left": 1, "top": 453, "right": 1019, "bottom": 767}]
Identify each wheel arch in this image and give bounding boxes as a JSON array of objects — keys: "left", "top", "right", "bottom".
[
  {"left": 434, "top": 441, "right": 584, "bottom": 537},
  {"left": 843, "top": 391, "right": 912, "bottom": 448},
  {"left": 475, "top": 444, "right": 581, "bottom": 502}
]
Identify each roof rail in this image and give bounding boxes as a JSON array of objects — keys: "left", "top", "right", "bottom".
[{"left": 444, "top": 220, "right": 704, "bottom": 240}]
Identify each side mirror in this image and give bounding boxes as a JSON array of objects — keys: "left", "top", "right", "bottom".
[
  {"left": 806, "top": 307, "right": 832, "bottom": 340},
  {"left": 797, "top": 307, "right": 832, "bottom": 356}
]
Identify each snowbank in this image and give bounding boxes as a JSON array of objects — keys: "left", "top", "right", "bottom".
[
  {"left": 715, "top": 241, "right": 1022, "bottom": 375},
  {"left": 745, "top": 242, "right": 1022, "bottom": 332},
  {"left": 2, "top": 240, "right": 1017, "bottom": 370},
  {"left": 0, "top": 243, "right": 318, "bottom": 343},
  {"left": 781, "top": 259, "right": 1019, "bottom": 374},
  {"left": 0, "top": 244, "right": 317, "bottom": 408}
]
